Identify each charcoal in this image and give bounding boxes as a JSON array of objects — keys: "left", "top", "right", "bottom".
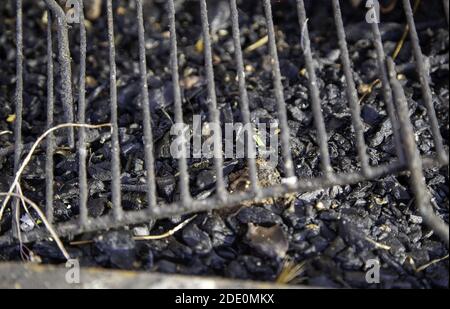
[
  {"left": 427, "top": 264, "right": 450, "bottom": 288},
  {"left": 409, "top": 215, "right": 423, "bottom": 225},
  {"left": 32, "top": 242, "right": 80, "bottom": 262},
  {"left": 202, "top": 215, "right": 235, "bottom": 247},
  {"left": 155, "top": 260, "right": 179, "bottom": 274},
  {"left": 237, "top": 206, "right": 283, "bottom": 226},
  {"left": 89, "top": 179, "right": 106, "bottom": 195},
  {"left": 148, "top": 82, "right": 175, "bottom": 113},
  {"left": 182, "top": 223, "right": 213, "bottom": 255},
  {"left": 320, "top": 210, "right": 340, "bottom": 221},
  {"left": 336, "top": 247, "right": 364, "bottom": 271},
  {"left": 0, "top": 0, "right": 447, "bottom": 289},
  {"left": 361, "top": 104, "right": 382, "bottom": 126},
  {"left": 216, "top": 247, "right": 238, "bottom": 260},
  {"left": 132, "top": 225, "right": 150, "bottom": 237},
  {"left": 156, "top": 175, "right": 177, "bottom": 200},
  {"left": 95, "top": 231, "right": 136, "bottom": 269},
  {"left": 344, "top": 271, "right": 369, "bottom": 287},
  {"left": 225, "top": 260, "right": 249, "bottom": 279},
  {"left": 408, "top": 225, "right": 422, "bottom": 244},
  {"left": 87, "top": 198, "right": 107, "bottom": 218},
  {"left": 287, "top": 105, "right": 307, "bottom": 123},
  {"left": 280, "top": 59, "right": 300, "bottom": 81},
  {"left": 88, "top": 161, "right": 112, "bottom": 181},
  {"left": 196, "top": 169, "right": 217, "bottom": 191},
  {"left": 324, "top": 237, "right": 346, "bottom": 258},
  {"left": 308, "top": 275, "right": 341, "bottom": 288},
  {"left": 19, "top": 213, "right": 35, "bottom": 233},
  {"left": 310, "top": 236, "right": 329, "bottom": 253},
  {"left": 369, "top": 119, "right": 392, "bottom": 148},
  {"left": 203, "top": 251, "right": 227, "bottom": 270},
  {"left": 53, "top": 200, "right": 74, "bottom": 221},
  {"left": 162, "top": 239, "right": 194, "bottom": 261}
]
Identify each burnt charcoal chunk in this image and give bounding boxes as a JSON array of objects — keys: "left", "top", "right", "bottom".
[
  {"left": 88, "top": 198, "right": 107, "bottom": 218},
  {"left": 22, "top": 155, "right": 45, "bottom": 179},
  {"left": 156, "top": 175, "right": 176, "bottom": 200},
  {"left": 280, "top": 59, "right": 300, "bottom": 81},
  {"left": 155, "top": 260, "right": 178, "bottom": 274},
  {"left": 344, "top": 271, "right": 370, "bottom": 287},
  {"left": 422, "top": 240, "right": 448, "bottom": 259},
  {"left": 196, "top": 170, "right": 217, "bottom": 191},
  {"left": 320, "top": 210, "right": 340, "bottom": 221},
  {"left": 324, "top": 236, "right": 346, "bottom": 257},
  {"left": 53, "top": 200, "right": 75, "bottom": 221},
  {"left": 310, "top": 236, "right": 329, "bottom": 253},
  {"left": 427, "top": 264, "right": 450, "bottom": 288},
  {"left": 203, "top": 251, "right": 227, "bottom": 270},
  {"left": 336, "top": 247, "right": 364, "bottom": 270},
  {"left": 88, "top": 161, "right": 112, "bottom": 181},
  {"left": 288, "top": 104, "right": 307, "bottom": 122},
  {"left": 182, "top": 224, "right": 212, "bottom": 255},
  {"left": 392, "top": 184, "right": 411, "bottom": 201},
  {"left": 237, "top": 206, "right": 282, "bottom": 226},
  {"left": 408, "top": 248, "right": 430, "bottom": 266},
  {"left": 162, "top": 239, "right": 194, "bottom": 261},
  {"left": 370, "top": 119, "right": 392, "bottom": 147},
  {"left": 361, "top": 104, "right": 382, "bottom": 126},
  {"left": 95, "top": 231, "right": 136, "bottom": 269},
  {"left": 225, "top": 260, "right": 249, "bottom": 279},
  {"left": 148, "top": 82, "right": 174, "bottom": 112},
  {"left": 32, "top": 242, "right": 80, "bottom": 262},
  {"left": 202, "top": 215, "right": 235, "bottom": 247}
]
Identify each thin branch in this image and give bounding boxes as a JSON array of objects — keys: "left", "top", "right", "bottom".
[
  {"left": 0, "top": 131, "right": 13, "bottom": 137},
  {"left": 415, "top": 254, "right": 449, "bottom": 272},
  {"left": 0, "top": 192, "right": 70, "bottom": 260},
  {"left": 0, "top": 123, "right": 111, "bottom": 221},
  {"left": 70, "top": 215, "right": 198, "bottom": 245},
  {"left": 365, "top": 236, "right": 391, "bottom": 251},
  {"left": 134, "top": 215, "right": 197, "bottom": 241}
]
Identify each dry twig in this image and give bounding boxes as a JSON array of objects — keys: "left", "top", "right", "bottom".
[
  {"left": 70, "top": 215, "right": 198, "bottom": 245},
  {"left": 0, "top": 123, "right": 111, "bottom": 221},
  {"left": 0, "top": 192, "right": 70, "bottom": 260}
]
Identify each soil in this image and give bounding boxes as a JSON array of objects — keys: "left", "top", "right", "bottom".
[{"left": 0, "top": 0, "right": 448, "bottom": 288}]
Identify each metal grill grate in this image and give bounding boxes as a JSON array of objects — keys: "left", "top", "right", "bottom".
[{"left": 0, "top": 0, "right": 448, "bottom": 248}]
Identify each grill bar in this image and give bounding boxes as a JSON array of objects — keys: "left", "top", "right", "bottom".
[
  {"left": 168, "top": 0, "right": 192, "bottom": 206},
  {"left": 296, "top": 0, "right": 333, "bottom": 179},
  {"left": 12, "top": 0, "right": 24, "bottom": 237},
  {"left": 200, "top": 0, "right": 227, "bottom": 200},
  {"left": 1, "top": 0, "right": 448, "bottom": 248},
  {"left": 369, "top": 12, "right": 405, "bottom": 163},
  {"left": 229, "top": 0, "right": 259, "bottom": 196},
  {"left": 387, "top": 58, "right": 449, "bottom": 246},
  {"left": 402, "top": 0, "right": 448, "bottom": 165},
  {"left": 1, "top": 156, "right": 445, "bottom": 247},
  {"left": 332, "top": 0, "right": 371, "bottom": 177},
  {"left": 45, "top": 9, "right": 55, "bottom": 223},
  {"left": 136, "top": 0, "right": 158, "bottom": 210},
  {"left": 106, "top": 0, "right": 123, "bottom": 221},
  {"left": 78, "top": 0, "right": 89, "bottom": 227},
  {"left": 43, "top": 0, "right": 74, "bottom": 148},
  {"left": 13, "top": 0, "right": 23, "bottom": 183},
  {"left": 263, "top": 0, "right": 296, "bottom": 180}
]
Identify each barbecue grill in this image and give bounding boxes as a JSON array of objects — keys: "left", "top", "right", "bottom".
[{"left": 0, "top": 0, "right": 448, "bottom": 287}]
